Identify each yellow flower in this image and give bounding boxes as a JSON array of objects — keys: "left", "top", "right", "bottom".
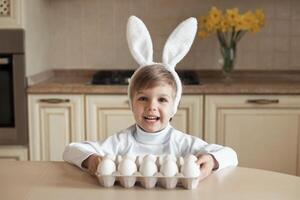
[
  {"left": 198, "top": 7, "right": 265, "bottom": 72},
  {"left": 208, "top": 6, "right": 222, "bottom": 26},
  {"left": 255, "top": 9, "right": 265, "bottom": 27},
  {"left": 198, "top": 7, "right": 265, "bottom": 44},
  {"left": 243, "top": 11, "right": 261, "bottom": 32},
  {"left": 226, "top": 8, "right": 240, "bottom": 27},
  {"left": 220, "top": 18, "right": 230, "bottom": 32},
  {"left": 235, "top": 15, "right": 247, "bottom": 31}
]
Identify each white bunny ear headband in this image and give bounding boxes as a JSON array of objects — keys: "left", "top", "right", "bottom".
[{"left": 127, "top": 15, "right": 197, "bottom": 116}]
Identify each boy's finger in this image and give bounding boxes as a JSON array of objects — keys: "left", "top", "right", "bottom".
[
  {"left": 201, "top": 167, "right": 210, "bottom": 177},
  {"left": 89, "top": 163, "right": 97, "bottom": 176},
  {"left": 196, "top": 155, "right": 209, "bottom": 165}
]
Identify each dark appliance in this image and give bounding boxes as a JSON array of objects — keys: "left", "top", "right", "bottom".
[{"left": 0, "top": 29, "right": 27, "bottom": 145}]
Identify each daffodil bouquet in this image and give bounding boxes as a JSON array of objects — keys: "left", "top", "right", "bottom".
[{"left": 199, "top": 7, "right": 265, "bottom": 73}]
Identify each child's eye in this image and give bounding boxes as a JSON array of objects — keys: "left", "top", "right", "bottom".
[
  {"left": 158, "top": 98, "right": 168, "bottom": 103},
  {"left": 138, "top": 96, "right": 147, "bottom": 101}
]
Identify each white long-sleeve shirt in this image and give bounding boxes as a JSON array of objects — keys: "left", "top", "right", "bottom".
[{"left": 63, "top": 124, "right": 238, "bottom": 170}]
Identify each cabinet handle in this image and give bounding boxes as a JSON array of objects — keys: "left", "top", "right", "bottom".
[
  {"left": 39, "top": 98, "right": 70, "bottom": 104},
  {"left": 246, "top": 99, "right": 279, "bottom": 105}
]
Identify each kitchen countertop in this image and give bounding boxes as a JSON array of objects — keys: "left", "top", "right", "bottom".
[
  {"left": 27, "top": 70, "right": 300, "bottom": 94},
  {"left": 1, "top": 161, "right": 300, "bottom": 200}
]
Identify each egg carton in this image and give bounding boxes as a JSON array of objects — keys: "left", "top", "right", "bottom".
[{"left": 95, "top": 172, "right": 205, "bottom": 190}]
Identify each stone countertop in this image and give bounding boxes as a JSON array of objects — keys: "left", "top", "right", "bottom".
[{"left": 27, "top": 70, "right": 300, "bottom": 95}]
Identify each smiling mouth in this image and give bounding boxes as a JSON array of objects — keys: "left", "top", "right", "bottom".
[{"left": 144, "top": 116, "right": 160, "bottom": 121}]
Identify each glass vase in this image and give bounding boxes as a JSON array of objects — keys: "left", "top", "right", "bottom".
[{"left": 220, "top": 44, "right": 236, "bottom": 82}]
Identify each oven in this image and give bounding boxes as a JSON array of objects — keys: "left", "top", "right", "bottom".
[
  {"left": 0, "top": 55, "right": 14, "bottom": 128},
  {"left": 0, "top": 29, "right": 27, "bottom": 145}
]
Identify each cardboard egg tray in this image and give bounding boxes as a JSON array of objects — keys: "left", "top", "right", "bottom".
[{"left": 95, "top": 172, "right": 204, "bottom": 190}]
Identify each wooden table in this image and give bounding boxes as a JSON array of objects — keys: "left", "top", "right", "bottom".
[{"left": 1, "top": 161, "right": 300, "bottom": 200}]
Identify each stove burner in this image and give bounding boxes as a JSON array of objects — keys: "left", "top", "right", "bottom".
[{"left": 91, "top": 70, "right": 200, "bottom": 85}]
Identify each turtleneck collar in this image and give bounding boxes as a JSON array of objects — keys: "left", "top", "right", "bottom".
[{"left": 134, "top": 124, "right": 171, "bottom": 145}]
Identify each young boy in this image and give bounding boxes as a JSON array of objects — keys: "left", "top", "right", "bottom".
[
  {"left": 63, "top": 16, "right": 238, "bottom": 179},
  {"left": 63, "top": 65, "right": 238, "bottom": 178}
]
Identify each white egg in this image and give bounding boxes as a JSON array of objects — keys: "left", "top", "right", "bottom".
[
  {"left": 118, "top": 158, "right": 137, "bottom": 176},
  {"left": 97, "top": 156, "right": 116, "bottom": 175},
  {"left": 143, "top": 154, "right": 156, "bottom": 162},
  {"left": 105, "top": 154, "right": 116, "bottom": 161},
  {"left": 184, "top": 154, "right": 198, "bottom": 163},
  {"left": 181, "top": 155, "right": 201, "bottom": 177},
  {"left": 160, "top": 160, "right": 178, "bottom": 177},
  {"left": 181, "top": 162, "right": 201, "bottom": 177},
  {"left": 140, "top": 159, "right": 157, "bottom": 176},
  {"left": 158, "top": 154, "right": 176, "bottom": 166},
  {"left": 123, "top": 154, "right": 136, "bottom": 162}
]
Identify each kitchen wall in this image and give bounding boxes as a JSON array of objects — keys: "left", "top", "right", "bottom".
[
  {"left": 25, "top": 0, "right": 300, "bottom": 77},
  {"left": 24, "top": 0, "right": 52, "bottom": 77}
]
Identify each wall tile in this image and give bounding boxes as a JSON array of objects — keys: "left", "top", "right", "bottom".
[
  {"left": 290, "top": 36, "right": 300, "bottom": 67},
  {"left": 258, "top": 37, "right": 275, "bottom": 52},
  {"left": 81, "top": 0, "right": 100, "bottom": 68},
  {"left": 260, "top": 19, "right": 275, "bottom": 36},
  {"left": 26, "top": 0, "right": 300, "bottom": 74},
  {"left": 49, "top": 0, "right": 67, "bottom": 69},
  {"left": 290, "top": 51, "right": 300, "bottom": 68},
  {"left": 274, "top": 51, "right": 290, "bottom": 68},
  {"left": 195, "top": 49, "right": 215, "bottom": 69},
  {"left": 255, "top": 0, "right": 275, "bottom": 20},
  {"left": 258, "top": 51, "right": 274, "bottom": 69},
  {"left": 291, "top": 20, "right": 300, "bottom": 36},
  {"left": 291, "top": 36, "right": 300, "bottom": 52},
  {"left": 64, "top": 0, "right": 84, "bottom": 68},
  {"left": 275, "top": 20, "right": 291, "bottom": 36},
  {"left": 128, "top": 0, "right": 148, "bottom": 19},
  {"left": 291, "top": 0, "right": 300, "bottom": 20},
  {"left": 25, "top": 0, "right": 52, "bottom": 76},
  {"left": 275, "top": 0, "right": 291, "bottom": 19},
  {"left": 239, "top": 35, "right": 260, "bottom": 52},
  {"left": 275, "top": 36, "right": 290, "bottom": 52}
]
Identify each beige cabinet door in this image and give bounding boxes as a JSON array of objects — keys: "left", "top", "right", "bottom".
[
  {"left": 205, "top": 95, "right": 300, "bottom": 176},
  {"left": 28, "top": 95, "right": 85, "bottom": 161},
  {"left": 86, "top": 95, "right": 203, "bottom": 141}
]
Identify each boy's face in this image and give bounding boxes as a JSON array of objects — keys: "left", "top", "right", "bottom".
[{"left": 132, "top": 84, "right": 175, "bottom": 133}]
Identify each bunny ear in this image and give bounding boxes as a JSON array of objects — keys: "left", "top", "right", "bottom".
[
  {"left": 127, "top": 16, "right": 154, "bottom": 66},
  {"left": 162, "top": 17, "right": 197, "bottom": 68}
]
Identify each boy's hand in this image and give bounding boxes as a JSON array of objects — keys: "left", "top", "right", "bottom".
[
  {"left": 196, "top": 153, "right": 219, "bottom": 178},
  {"left": 82, "top": 154, "right": 102, "bottom": 176}
]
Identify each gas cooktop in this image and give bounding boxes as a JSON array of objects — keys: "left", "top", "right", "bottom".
[{"left": 90, "top": 70, "right": 200, "bottom": 85}]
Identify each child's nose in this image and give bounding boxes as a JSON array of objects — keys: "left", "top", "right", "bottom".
[{"left": 147, "top": 100, "right": 158, "bottom": 111}]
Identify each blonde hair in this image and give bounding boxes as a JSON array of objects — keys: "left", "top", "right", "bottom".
[{"left": 129, "top": 65, "right": 177, "bottom": 100}]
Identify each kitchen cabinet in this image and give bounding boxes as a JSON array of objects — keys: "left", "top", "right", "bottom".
[
  {"left": 205, "top": 95, "right": 300, "bottom": 176},
  {"left": 28, "top": 94, "right": 203, "bottom": 161},
  {"left": 86, "top": 95, "right": 203, "bottom": 141},
  {"left": 0, "top": 145, "right": 27, "bottom": 160},
  {"left": 28, "top": 93, "right": 300, "bottom": 176},
  {"left": 0, "top": 0, "right": 22, "bottom": 28},
  {"left": 28, "top": 95, "right": 85, "bottom": 161}
]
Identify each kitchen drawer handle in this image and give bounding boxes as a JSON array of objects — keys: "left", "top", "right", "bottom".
[
  {"left": 246, "top": 99, "right": 279, "bottom": 105},
  {"left": 39, "top": 98, "right": 70, "bottom": 104}
]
